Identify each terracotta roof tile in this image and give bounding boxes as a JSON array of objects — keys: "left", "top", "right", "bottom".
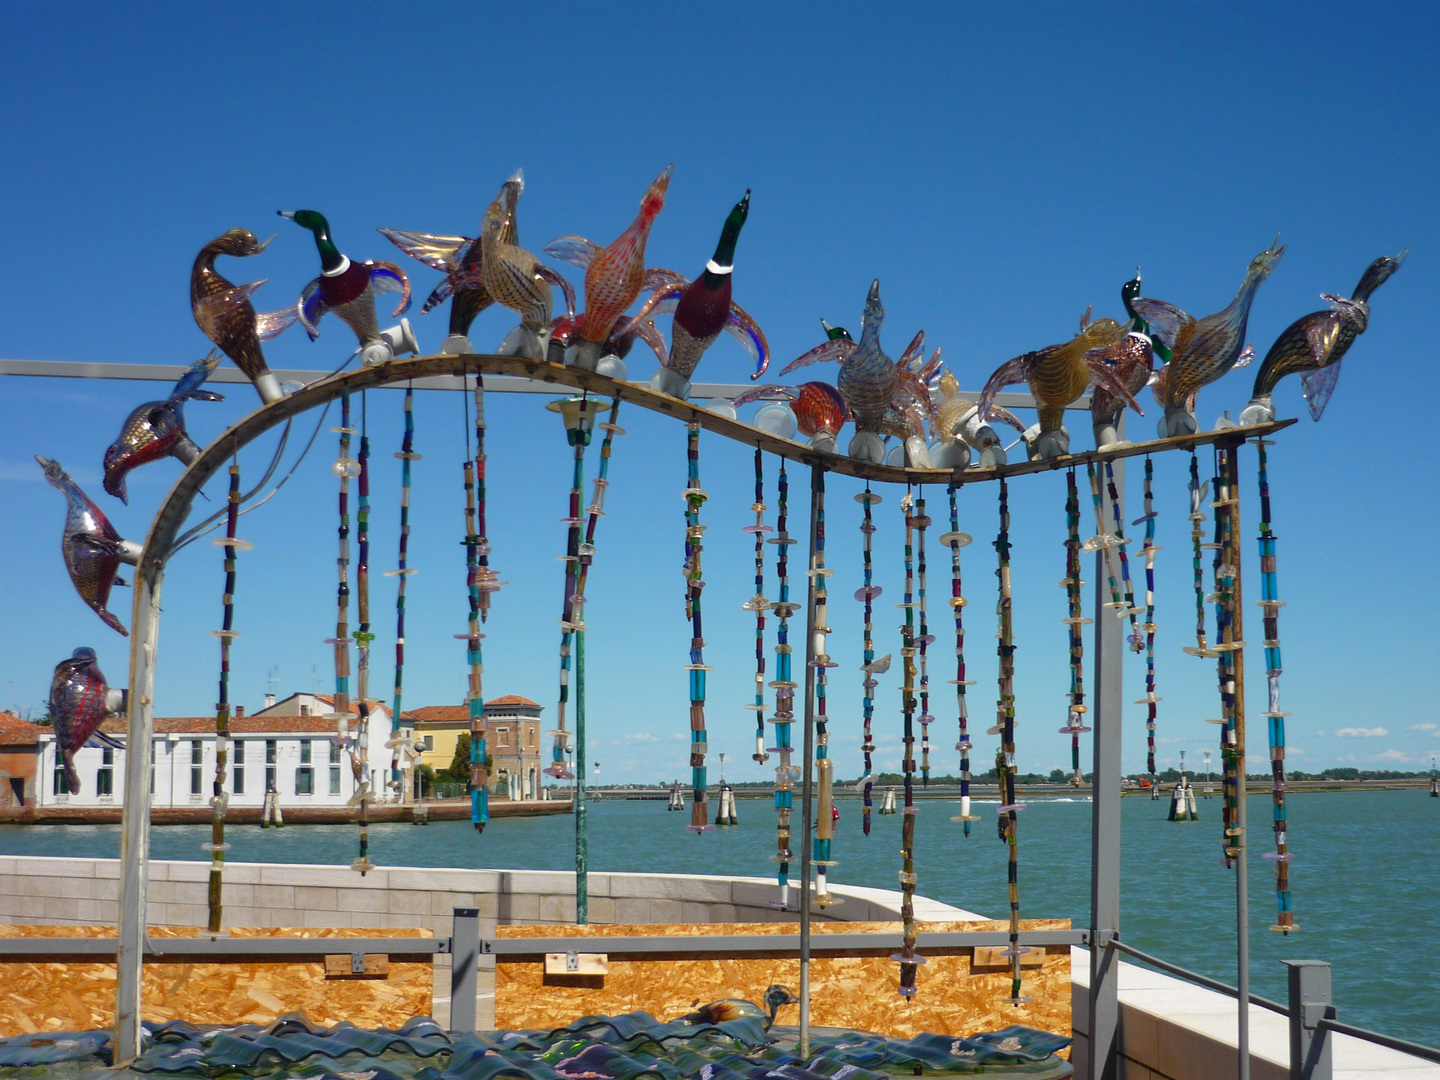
[
  {"left": 0, "top": 711, "right": 40, "bottom": 746},
  {"left": 97, "top": 715, "right": 375, "bottom": 736},
  {"left": 404, "top": 705, "right": 470, "bottom": 725},
  {"left": 484, "top": 695, "right": 541, "bottom": 708}
]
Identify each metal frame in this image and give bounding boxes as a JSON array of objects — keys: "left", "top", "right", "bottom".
[{"left": 6, "top": 355, "right": 1297, "bottom": 1073}]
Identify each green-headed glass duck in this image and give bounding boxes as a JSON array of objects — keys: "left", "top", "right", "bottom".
[
  {"left": 779, "top": 281, "right": 933, "bottom": 464},
  {"left": 1239, "top": 250, "right": 1406, "bottom": 426},
  {"left": 625, "top": 191, "right": 770, "bottom": 399},
  {"left": 977, "top": 311, "right": 1141, "bottom": 461},
  {"left": 49, "top": 647, "right": 126, "bottom": 795},
  {"left": 545, "top": 164, "right": 674, "bottom": 372},
  {"left": 1135, "top": 237, "right": 1285, "bottom": 436},
  {"left": 191, "top": 228, "right": 299, "bottom": 404},
  {"left": 103, "top": 353, "right": 224, "bottom": 504},
  {"left": 279, "top": 209, "right": 414, "bottom": 366},
  {"left": 36, "top": 456, "right": 142, "bottom": 636},
  {"left": 1089, "top": 272, "right": 1160, "bottom": 448}
]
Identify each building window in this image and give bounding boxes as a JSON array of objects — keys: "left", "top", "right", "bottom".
[
  {"left": 54, "top": 766, "right": 69, "bottom": 797},
  {"left": 233, "top": 740, "right": 245, "bottom": 795},
  {"left": 423, "top": 734, "right": 434, "bottom": 751},
  {"left": 97, "top": 747, "right": 114, "bottom": 796},
  {"left": 329, "top": 740, "right": 341, "bottom": 794},
  {"left": 190, "top": 739, "right": 204, "bottom": 795},
  {"left": 497, "top": 727, "right": 510, "bottom": 747},
  {"left": 265, "top": 739, "right": 277, "bottom": 793},
  {"left": 528, "top": 725, "right": 536, "bottom": 747},
  {"left": 150, "top": 742, "right": 156, "bottom": 795},
  {"left": 296, "top": 739, "right": 314, "bottom": 795}
]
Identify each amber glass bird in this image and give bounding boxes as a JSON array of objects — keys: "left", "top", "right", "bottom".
[
  {"left": 1240, "top": 250, "right": 1406, "bottom": 425},
  {"left": 191, "top": 229, "right": 298, "bottom": 403},
  {"left": 978, "top": 316, "right": 1139, "bottom": 460},
  {"left": 546, "top": 164, "right": 673, "bottom": 371},
  {"left": 1136, "top": 237, "right": 1285, "bottom": 436},
  {"left": 928, "top": 370, "right": 1026, "bottom": 468}
]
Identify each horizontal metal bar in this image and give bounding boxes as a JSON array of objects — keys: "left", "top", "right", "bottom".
[
  {"left": 0, "top": 936, "right": 444, "bottom": 962},
  {"left": 0, "top": 357, "right": 1075, "bottom": 411},
  {"left": 1110, "top": 940, "right": 1287, "bottom": 1015},
  {"left": 484, "top": 928, "right": 1087, "bottom": 960},
  {"left": 1316, "top": 1018, "right": 1440, "bottom": 1065}
]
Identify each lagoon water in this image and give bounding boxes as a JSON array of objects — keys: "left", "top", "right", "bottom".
[{"left": 2, "top": 789, "right": 1435, "bottom": 1046}]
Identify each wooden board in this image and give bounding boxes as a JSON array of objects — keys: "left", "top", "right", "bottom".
[
  {"left": 0, "top": 925, "right": 431, "bottom": 1035},
  {"left": 496, "top": 919, "right": 1070, "bottom": 1040}
]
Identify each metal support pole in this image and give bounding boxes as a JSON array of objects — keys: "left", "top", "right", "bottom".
[
  {"left": 115, "top": 564, "right": 163, "bottom": 1064},
  {"left": 450, "top": 907, "right": 480, "bottom": 1033},
  {"left": 798, "top": 463, "right": 822, "bottom": 1057},
  {"left": 1087, "top": 454, "right": 1123, "bottom": 1080},
  {"left": 1284, "top": 960, "right": 1334, "bottom": 1080},
  {"left": 575, "top": 627, "right": 588, "bottom": 924},
  {"left": 1227, "top": 444, "right": 1252, "bottom": 1080}
]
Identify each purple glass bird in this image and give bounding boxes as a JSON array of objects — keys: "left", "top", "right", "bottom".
[
  {"left": 103, "top": 353, "right": 224, "bottom": 504},
  {"left": 49, "top": 647, "right": 125, "bottom": 795},
  {"left": 37, "top": 456, "right": 140, "bottom": 635}
]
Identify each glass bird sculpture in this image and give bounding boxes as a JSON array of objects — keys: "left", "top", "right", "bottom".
[
  {"left": 103, "top": 353, "right": 224, "bottom": 504},
  {"left": 627, "top": 191, "right": 769, "bottom": 398},
  {"left": 1135, "top": 237, "right": 1285, "bottom": 436},
  {"left": 977, "top": 314, "right": 1140, "bottom": 460},
  {"left": 732, "top": 381, "right": 851, "bottom": 453},
  {"left": 280, "top": 209, "right": 413, "bottom": 366},
  {"left": 477, "top": 169, "right": 575, "bottom": 360},
  {"left": 928, "top": 369, "right": 1026, "bottom": 469},
  {"left": 37, "top": 456, "right": 139, "bottom": 635},
  {"left": 1089, "top": 273, "right": 1158, "bottom": 447},
  {"left": 49, "top": 647, "right": 125, "bottom": 795},
  {"left": 779, "top": 280, "right": 933, "bottom": 463},
  {"left": 545, "top": 164, "right": 673, "bottom": 372},
  {"left": 548, "top": 313, "right": 666, "bottom": 379},
  {"left": 1240, "top": 250, "right": 1406, "bottom": 425},
  {"left": 191, "top": 228, "right": 299, "bottom": 404}
]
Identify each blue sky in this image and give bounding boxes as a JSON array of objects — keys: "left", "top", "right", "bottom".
[{"left": 2, "top": 4, "right": 1437, "bottom": 783}]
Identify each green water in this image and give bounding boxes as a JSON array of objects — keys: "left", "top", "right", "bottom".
[{"left": 2, "top": 789, "right": 1435, "bottom": 1047}]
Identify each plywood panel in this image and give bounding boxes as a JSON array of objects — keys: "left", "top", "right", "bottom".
[
  {"left": 496, "top": 919, "right": 1069, "bottom": 1040},
  {"left": 0, "top": 925, "right": 431, "bottom": 1035}
]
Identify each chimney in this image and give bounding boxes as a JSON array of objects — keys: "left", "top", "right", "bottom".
[
  {"left": 264, "top": 693, "right": 276, "bottom": 709},
  {"left": 234, "top": 705, "right": 245, "bottom": 719},
  {"left": 300, "top": 704, "right": 309, "bottom": 717}
]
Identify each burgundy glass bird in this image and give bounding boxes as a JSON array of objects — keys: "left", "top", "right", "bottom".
[
  {"left": 103, "top": 353, "right": 223, "bottom": 504},
  {"left": 37, "top": 456, "right": 139, "bottom": 635},
  {"left": 49, "top": 647, "right": 125, "bottom": 795}
]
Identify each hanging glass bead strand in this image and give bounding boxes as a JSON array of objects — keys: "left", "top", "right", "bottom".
[
  {"left": 682, "top": 421, "right": 714, "bottom": 834},
  {"left": 992, "top": 478, "right": 1030, "bottom": 1004},
  {"left": 386, "top": 387, "right": 420, "bottom": 803},
  {"left": 548, "top": 393, "right": 590, "bottom": 786},
  {"left": 943, "top": 483, "right": 978, "bottom": 837},
  {"left": 916, "top": 492, "right": 934, "bottom": 787},
  {"left": 1183, "top": 451, "right": 1214, "bottom": 657},
  {"left": 351, "top": 398, "right": 374, "bottom": 874},
  {"left": 854, "top": 486, "right": 883, "bottom": 835},
  {"left": 572, "top": 400, "right": 624, "bottom": 646},
  {"left": 458, "top": 376, "right": 494, "bottom": 833},
  {"left": 206, "top": 455, "right": 248, "bottom": 931},
  {"left": 327, "top": 391, "right": 358, "bottom": 807},
  {"left": 768, "top": 463, "right": 799, "bottom": 907},
  {"left": 810, "top": 468, "right": 841, "bottom": 906},
  {"left": 1060, "top": 470, "right": 1092, "bottom": 785},
  {"left": 743, "top": 449, "right": 772, "bottom": 767},
  {"left": 1083, "top": 462, "right": 1125, "bottom": 616},
  {"left": 892, "top": 490, "right": 924, "bottom": 997},
  {"left": 1103, "top": 460, "right": 1144, "bottom": 652},
  {"left": 1211, "top": 448, "right": 1244, "bottom": 865},
  {"left": 1255, "top": 438, "right": 1294, "bottom": 932},
  {"left": 1134, "top": 457, "right": 1162, "bottom": 788}
]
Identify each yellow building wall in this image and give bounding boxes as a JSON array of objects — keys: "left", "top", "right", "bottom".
[{"left": 414, "top": 723, "right": 469, "bottom": 773}]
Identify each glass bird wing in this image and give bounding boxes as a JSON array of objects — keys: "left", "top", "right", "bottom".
[
  {"left": 297, "top": 277, "right": 327, "bottom": 339},
  {"left": 897, "top": 330, "right": 925, "bottom": 371},
  {"left": 1129, "top": 298, "right": 1193, "bottom": 350},
  {"left": 975, "top": 355, "right": 1030, "bottom": 427},
  {"left": 986, "top": 403, "right": 1029, "bottom": 435},
  {"left": 378, "top": 229, "right": 468, "bottom": 273},
  {"left": 192, "top": 281, "right": 265, "bottom": 326},
  {"left": 629, "top": 282, "right": 685, "bottom": 327},
  {"left": 618, "top": 316, "right": 668, "bottom": 366},
  {"left": 1306, "top": 309, "right": 1347, "bottom": 368},
  {"left": 545, "top": 236, "right": 601, "bottom": 269},
  {"left": 421, "top": 276, "right": 458, "bottom": 314},
  {"left": 1231, "top": 343, "right": 1255, "bottom": 369},
  {"left": 254, "top": 304, "right": 298, "bottom": 342},
  {"left": 1300, "top": 361, "right": 1343, "bottom": 421},
  {"left": 366, "top": 262, "right": 412, "bottom": 317},
  {"left": 779, "top": 339, "right": 857, "bottom": 376},
  {"left": 730, "top": 384, "right": 800, "bottom": 408},
  {"left": 724, "top": 301, "right": 770, "bottom": 378},
  {"left": 536, "top": 266, "right": 576, "bottom": 320},
  {"left": 644, "top": 267, "right": 690, "bottom": 292},
  {"left": 1084, "top": 350, "right": 1144, "bottom": 415}
]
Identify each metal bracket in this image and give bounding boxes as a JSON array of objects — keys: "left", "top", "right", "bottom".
[
  {"left": 350, "top": 953, "right": 365, "bottom": 974},
  {"left": 436, "top": 937, "right": 452, "bottom": 955}
]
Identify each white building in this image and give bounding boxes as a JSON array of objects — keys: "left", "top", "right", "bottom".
[{"left": 35, "top": 695, "right": 410, "bottom": 809}]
